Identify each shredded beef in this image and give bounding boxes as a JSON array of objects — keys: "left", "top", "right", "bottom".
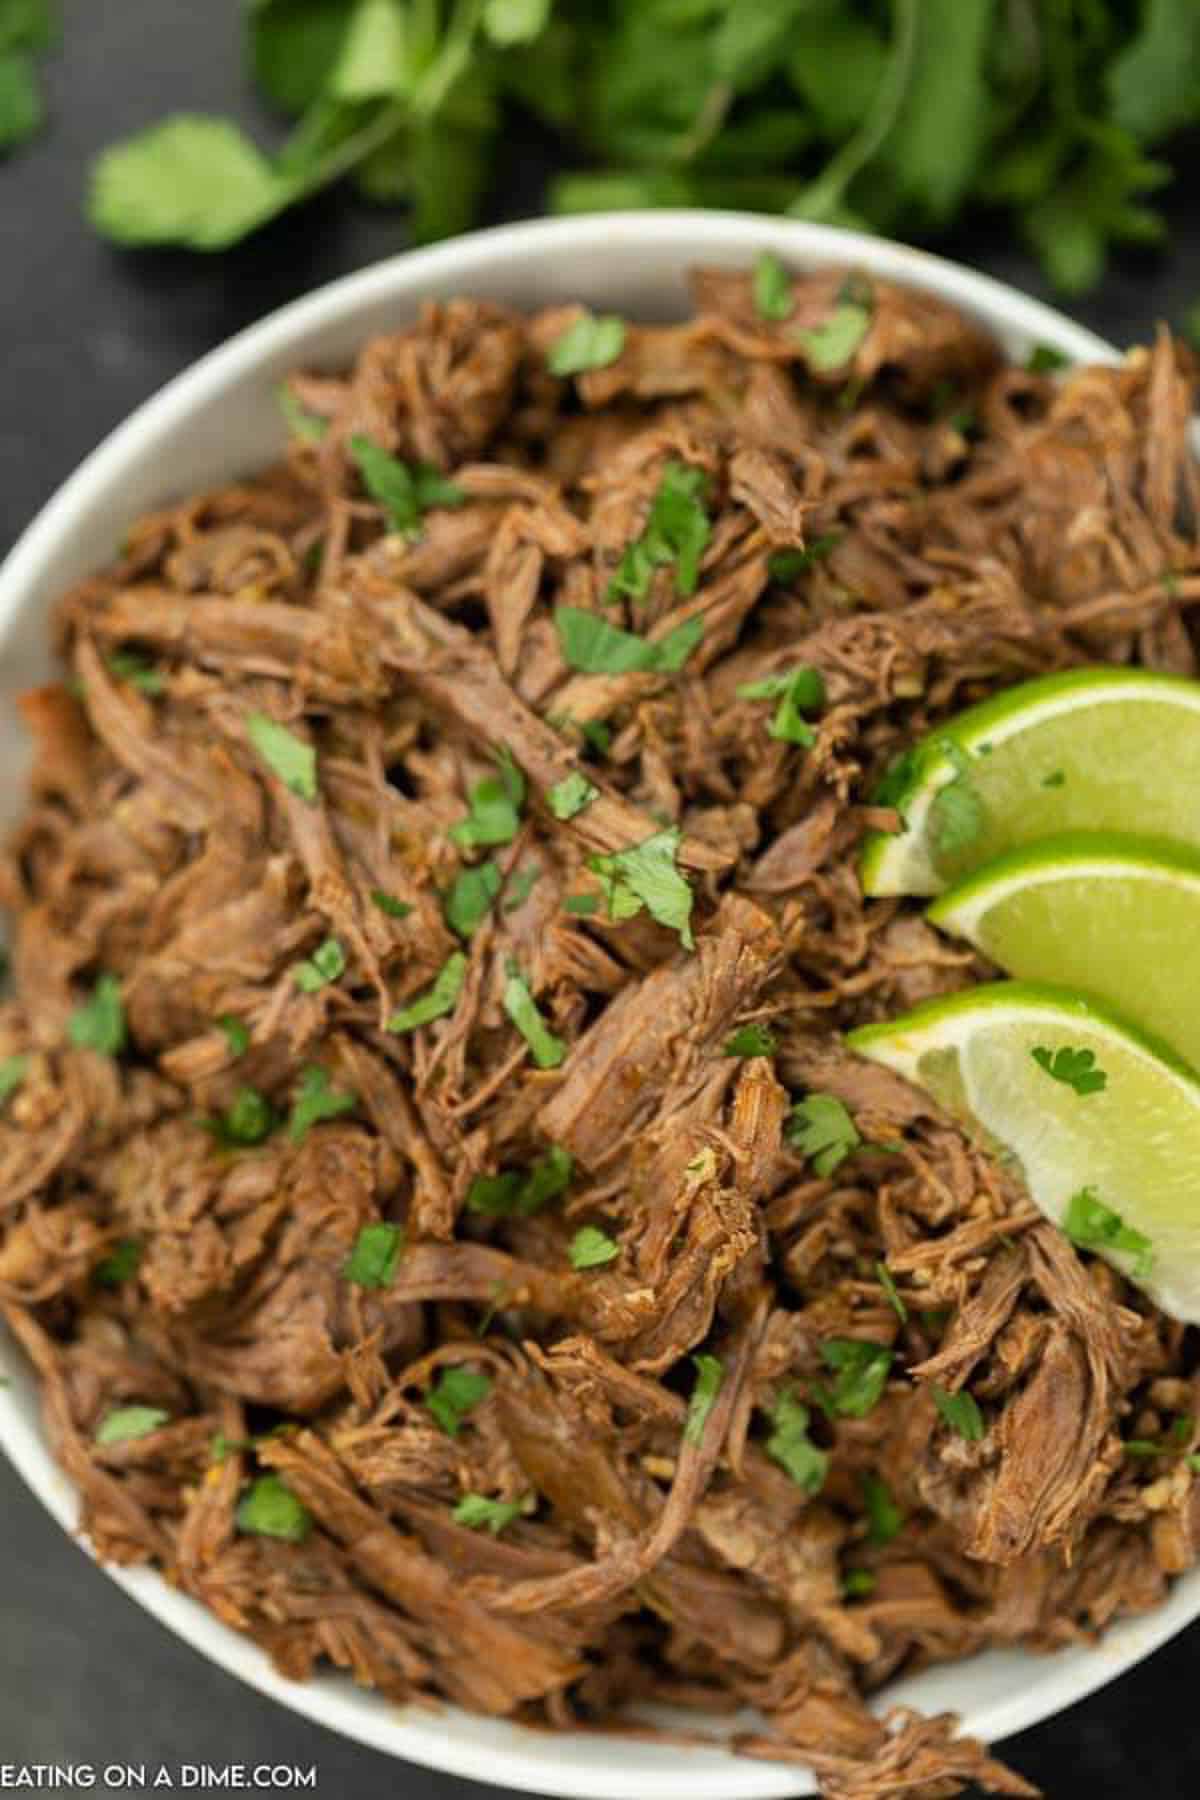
[{"left": 4, "top": 269, "right": 1200, "bottom": 1798}]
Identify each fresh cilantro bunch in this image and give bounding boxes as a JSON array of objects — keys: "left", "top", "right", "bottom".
[{"left": 85, "top": 1, "right": 1200, "bottom": 295}]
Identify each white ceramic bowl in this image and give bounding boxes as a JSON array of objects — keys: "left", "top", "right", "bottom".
[{"left": 1, "top": 212, "right": 1193, "bottom": 1800}]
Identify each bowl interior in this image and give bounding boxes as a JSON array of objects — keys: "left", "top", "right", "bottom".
[{"left": 0, "top": 212, "right": 1184, "bottom": 1800}]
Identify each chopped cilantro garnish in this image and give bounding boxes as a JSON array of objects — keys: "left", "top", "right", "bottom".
[
  {"left": 587, "top": 826, "right": 694, "bottom": 947},
  {"left": 753, "top": 251, "right": 793, "bottom": 321},
  {"left": 723, "top": 1023, "right": 777, "bottom": 1058},
  {"left": 95, "top": 1405, "right": 169, "bottom": 1447},
  {"left": 766, "top": 1389, "right": 828, "bottom": 1493},
  {"left": 287, "top": 1066, "right": 357, "bottom": 1142},
  {"left": 370, "top": 888, "right": 413, "bottom": 919},
  {"left": 736, "top": 665, "right": 825, "bottom": 747},
  {"left": 931, "top": 1385, "right": 986, "bottom": 1441},
  {"left": 569, "top": 1224, "right": 619, "bottom": 1270},
  {"left": 426, "top": 1366, "right": 491, "bottom": 1437},
  {"left": 607, "top": 460, "right": 711, "bottom": 603},
  {"left": 685, "top": 1353, "right": 725, "bottom": 1444},
  {"left": 94, "top": 1241, "right": 141, "bottom": 1287},
  {"left": 0, "top": 1052, "right": 29, "bottom": 1108},
  {"left": 246, "top": 713, "right": 317, "bottom": 802},
  {"left": 875, "top": 1261, "right": 908, "bottom": 1324},
  {"left": 107, "top": 651, "right": 164, "bottom": 695},
  {"left": 214, "top": 1086, "right": 276, "bottom": 1147},
  {"left": 293, "top": 937, "right": 346, "bottom": 992},
  {"left": 450, "top": 753, "right": 525, "bottom": 850},
  {"left": 236, "top": 1474, "right": 312, "bottom": 1542},
  {"left": 795, "top": 299, "right": 872, "bottom": 372},
  {"left": 563, "top": 893, "right": 599, "bottom": 916},
  {"left": 1031, "top": 1045, "right": 1107, "bottom": 1095},
  {"left": 503, "top": 963, "right": 567, "bottom": 1069},
  {"left": 1063, "top": 1185, "right": 1153, "bottom": 1276},
  {"left": 862, "top": 1472, "right": 904, "bottom": 1546},
  {"left": 343, "top": 1222, "right": 405, "bottom": 1288},
  {"left": 843, "top": 1568, "right": 877, "bottom": 1599},
  {"left": 547, "top": 771, "right": 598, "bottom": 820},
  {"left": 467, "top": 1146, "right": 572, "bottom": 1218},
  {"left": 786, "top": 1092, "right": 861, "bottom": 1176},
  {"left": 216, "top": 1014, "right": 250, "bottom": 1058},
  {"left": 387, "top": 952, "right": 467, "bottom": 1033},
  {"left": 349, "top": 435, "right": 465, "bottom": 538},
  {"left": 68, "top": 974, "right": 126, "bottom": 1056},
  {"left": 445, "top": 860, "right": 501, "bottom": 938},
  {"left": 278, "top": 385, "right": 327, "bottom": 443},
  {"left": 453, "top": 1492, "right": 526, "bottom": 1535},
  {"left": 767, "top": 534, "right": 842, "bottom": 582},
  {"left": 547, "top": 312, "right": 626, "bottom": 375},
  {"left": 555, "top": 605, "right": 704, "bottom": 676},
  {"left": 816, "top": 1339, "right": 893, "bottom": 1418},
  {"left": 210, "top": 1433, "right": 256, "bottom": 1463},
  {"left": 466, "top": 1172, "right": 522, "bottom": 1215},
  {"left": 1027, "top": 343, "right": 1070, "bottom": 373}
]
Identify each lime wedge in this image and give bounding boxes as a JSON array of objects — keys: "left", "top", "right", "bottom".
[
  {"left": 848, "top": 983, "right": 1200, "bottom": 1322},
  {"left": 929, "top": 833, "right": 1200, "bottom": 1072},
  {"left": 860, "top": 668, "right": 1200, "bottom": 896}
]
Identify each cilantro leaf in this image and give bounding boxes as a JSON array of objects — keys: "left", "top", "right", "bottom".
[
  {"left": 767, "top": 535, "right": 841, "bottom": 581},
  {"left": 453, "top": 1492, "right": 525, "bottom": 1534},
  {"left": 816, "top": 1339, "right": 893, "bottom": 1418},
  {"left": 94, "top": 1241, "right": 141, "bottom": 1288},
  {"left": 349, "top": 435, "right": 465, "bottom": 537},
  {"left": 1031, "top": 1045, "right": 1108, "bottom": 1096},
  {"left": 737, "top": 665, "right": 825, "bottom": 747},
  {"left": 216, "top": 1015, "right": 250, "bottom": 1059},
  {"left": 213, "top": 1086, "right": 277, "bottom": 1148},
  {"left": 547, "top": 771, "right": 598, "bottom": 821},
  {"left": 547, "top": 312, "right": 626, "bottom": 375},
  {"left": 503, "top": 962, "right": 566, "bottom": 1069},
  {"left": 293, "top": 936, "right": 346, "bottom": 992},
  {"left": 787, "top": 1092, "right": 861, "bottom": 1176},
  {"left": 250, "top": 0, "right": 352, "bottom": 116},
  {"left": 607, "top": 462, "right": 711, "bottom": 602},
  {"left": 287, "top": 1065, "right": 357, "bottom": 1141},
  {"left": 236, "top": 1473, "right": 312, "bottom": 1542},
  {"left": 278, "top": 385, "right": 328, "bottom": 443},
  {"left": 862, "top": 1472, "right": 904, "bottom": 1545},
  {"left": 1063, "top": 1186, "right": 1153, "bottom": 1277},
  {"left": 246, "top": 713, "right": 317, "bottom": 802},
  {"left": 931, "top": 1384, "right": 985, "bottom": 1442},
  {"left": 388, "top": 952, "right": 467, "bottom": 1034},
  {"left": 450, "top": 755, "right": 525, "bottom": 849},
  {"left": 0, "top": 49, "right": 43, "bottom": 154},
  {"left": 563, "top": 893, "right": 599, "bottom": 916},
  {"left": 843, "top": 1567, "right": 876, "bottom": 1599},
  {"left": 465, "top": 1172, "right": 522, "bottom": 1216},
  {"left": 68, "top": 974, "right": 126, "bottom": 1056},
  {"left": 555, "top": 605, "right": 703, "bottom": 676},
  {"left": 1026, "top": 343, "right": 1070, "bottom": 374},
  {"left": 685, "top": 1353, "right": 725, "bottom": 1444},
  {"left": 468, "top": 1146, "right": 573, "bottom": 1218},
  {"left": 0, "top": 1052, "right": 29, "bottom": 1108},
  {"left": 445, "top": 859, "right": 502, "bottom": 938},
  {"left": 753, "top": 251, "right": 793, "bottom": 321},
  {"left": 587, "top": 827, "right": 694, "bottom": 947},
  {"left": 426, "top": 1366, "right": 491, "bottom": 1437},
  {"left": 106, "top": 650, "right": 164, "bottom": 695},
  {"left": 89, "top": 116, "right": 294, "bottom": 249},
  {"left": 371, "top": 889, "right": 412, "bottom": 919},
  {"left": 766, "top": 1389, "right": 828, "bottom": 1493},
  {"left": 723, "top": 1024, "right": 777, "bottom": 1058},
  {"left": 795, "top": 300, "right": 872, "bottom": 373},
  {"left": 343, "top": 1221, "right": 405, "bottom": 1288},
  {"left": 1107, "top": 0, "right": 1200, "bottom": 142},
  {"left": 569, "top": 1224, "right": 620, "bottom": 1270},
  {"left": 876, "top": 1261, "right": 908, "bottom": 1324},
  {"left": 483, "top": 0, "right": 551, "bottom": 47},
  {"left": 95, "top": 1405, "right": 170, "bottom": 1447}
]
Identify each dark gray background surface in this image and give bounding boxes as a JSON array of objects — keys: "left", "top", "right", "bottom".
[{"left": 3, "top": 6, "right": 1200, "bottom": 1796}]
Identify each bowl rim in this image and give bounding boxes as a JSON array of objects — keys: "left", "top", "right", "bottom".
[{"left": 1, "top": 210, "right": 1189, "bottom": 1800}]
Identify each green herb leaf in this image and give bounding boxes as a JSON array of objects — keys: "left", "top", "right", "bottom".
[
  {"left": 767, "top": 535, "right": 841, "bottom": 581},
  {"left": 547, "top": 772, "right": 598, "bottom": 821},
  {"left": 106, "top": 651, "right": 165, "bottom": 695},
  {"left": 587, "top": 827, "right": 694, "bottom": 947},
  {"left": 1125, "top": 1438, "right": 1167, "bottom": 1458},
  {"left": 246, "top": 712, "right": 317, "bottom": 802},
  {"left": 555, "top": 605, "right": 703, "bottom": 676},
  {"left": 68, "top": 974, "right": 126, "bottom": 1056},
  {"left": 931, "top": 1384, "right": 985, "bottom": 1441},
  {"left": 1107, "top": 0, "right": 1200, "bottom": 142},
  {"left": 216, "top": 1015, "right": 250, "bottom": 1059},
  {"left": 293, "top": 936, "right": 347, "bottom": 992},
  {"left": 547, "top": 312, "right": 626, "bottom": 376},
  {"left": 278, "top": 385, "right": 328, "bottom": 443},
  {"left": 343, "top": 1221, "right": 405, "bottom": 1288},
  {"left": 483, "top": 0, "right": 551, "bottom": 46},
  {"left": 1026, "top": 343, "right": 1070, "bottom": 374},
  {"left": 795, "top": 300, "right": 871, "bottom": 373},
  {"left": 388, "top": 952, "right": 467, "bottom": 1033},
  {"left": 737, "top": 664, "right": 825, "bottom": 747},
  {"left": 465, "top": 1172, "right": 522, "bottom": 1216},
  {"left": 766, "top": 1388, "right": 828, "bottom": 1493},
  {"left": 862, "top": 1472, "right": 904, "bottom": 1545},
  {"left": 786, "top": 1093, "right": 861, "bottom": 1177},
  {"left": 685, "top": 1353, "right": 725, "bottom": 1444},
  {"left": 453, "top": 1492, "right": 525, "bottom": 1534},
  {"left": 0, "top": 48, "right": 41, "bottom": 152},
  {"left": 95, "top": 1405, "right": 169, "bottom": 1447},
  {"left": 503, "top": 964, "right": 567, "bottom": 1069},
  {"left": 817, "top": 1339, "right": 893, "bottom": 1418},
  {"left": 287, "top": 1065, "right": 357, "bottom": 1141},
  {"left": 1031, "top": 1045, "right": 1108, "bottom": 1096},
  {"left": 516, "top": 1145, "right": 573, "bottom": 1213},
  {"left": 89, "top": 117, "right": 294, "bottom": 250},
  {"left": 503, "top": 865, "right": 541, "bottom": 912},
  {"left": 0, "top": 1052, "right": 29, "bottom": 1107},
  {"left": 753, "top": 251, "right": 793, "bottom": 321},
  {"left": 876, "top": 1261, "right": 908, "bottom": 1324},
  {"left": 569, "top": 1224, "right": 620, "bottom": 1270},
  {"left": 450, "top": 756, "right": 526, "bottom": 849},
  {"left": 94, "top": 1241, "right": 141, "bottom": 1288},
  {"left": 236, "top": 1473, "right": 312, "bottom": 1542},
  {"left": 1063, "top": 1185, "right": 1153, "bottom": 1277},
  {"left": 563, "top": 893, "right": 599, "bottom": 916},
  {"left": 349, "top": 435, "right": 465, "bottom": 537},
  {"left": 214, "top": 1086, "right": 277, "bottom": 1148},
  {"left": 723, "top": 1024, "right": 777, "bottom": 1058},
  {"left": 370, "top": 888, "right": 413, "bottom": 919},
  {"left": 445, "top": 859, "right": 502, "bottom": 938},
  {"left": 210, "top": 1432, "right": 256, "bottom": 1464},
  {"left": 249, "top": 0, "right": 351, "bottom": 115},
  {"left": 843, "top": 1568, "right": 877, "bottom": 1599},
  {"left": 607, "top": 461, "right": 711, "bottom": 602},
  {"left": 426, "top": 1366, "right": 491, "bottom": 1437}
]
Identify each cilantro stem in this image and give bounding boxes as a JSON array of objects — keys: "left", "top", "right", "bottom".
[{"left": 789, "top": 0, "right": 919, "bottom": 221}]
